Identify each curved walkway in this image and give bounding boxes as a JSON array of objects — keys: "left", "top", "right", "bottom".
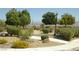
[
  {"left": 23, "top": 38, "right": 79, "bottom": 51},
  {"left": 30, "top": 36, "right": 68, "bottom": 44},
  {"left": 24, "top": 37, "right": 79, "bottom": 51}
]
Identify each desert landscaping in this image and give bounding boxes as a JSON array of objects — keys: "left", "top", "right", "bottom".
[{"left": 0, "top": 8, "right": 79, "bottom": 51}]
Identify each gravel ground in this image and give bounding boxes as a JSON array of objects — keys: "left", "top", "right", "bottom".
[
  {"left": 29, "top": 40, "right": 64, "bottom": 48},
  {"left": 0, "top": 37, "right": 64, "bottom": 48},
  {"left": 0, "top": 37, "right": 19, "bottom": 48}
]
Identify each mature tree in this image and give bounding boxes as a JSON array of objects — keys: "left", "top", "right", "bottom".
[
  {"left": 19, "top": 10, "right": 31, "bottom": 28},
  {"left": 42, "top": 12, "right": 58, "bottom": 36},
  {"left": 42, "top": 12, "right": 57, "bottom": 25},
  {"left": 5, "top": 8, "right": 31, "bottom": 28},
  {"left": 59, "top": 19, "right": 64, "bottom": 25},
  {"left": 5, "top": 8, "right": 20, "bottom": 26},
  {"left": 60, "top": 13, "right": 75, "bottom": 27}
]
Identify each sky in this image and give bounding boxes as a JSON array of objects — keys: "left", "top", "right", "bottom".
[{"left": 0, "top": 8, "right": 79, "bottom": 24}]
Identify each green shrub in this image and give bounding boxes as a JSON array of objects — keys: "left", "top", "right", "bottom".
[
  {"left": 56, "top": 28, "right": 79, "bottom": 41},
  {"left": 28, "top": 28, "right": 34, "bottom": 34},
  {"left": 45, "top": 26, "right": 53, "bottom": 32},
  {"left": 6, "top": 25, "right": 20, "bottom": 36},
  {"left": 19, "top": 28, "right": 33, "bottom": 40},
  {"left": 41, "top": 26, "right": 53, "bottom": 34},
  {"left": 62, "top": 30, "right": 75, "bottom": 41},
  {"left": 11, "top": 40, "right": 29, "bottom": 48},
  {"left": 56, "top": 28, "right": 75, "bottom": 41},
  {"left": 0, "top": 39, "right": 7, "bottom": 44},
  {"left": 58, "top": 26, "right": 72, "bottom": 28},
  {"left": 42, "top": 28, "right": 50, "bottom": 34},
  {"left": 74, "top": 29, "right": 79, "bottom": 37},
  {"left": 19, "top": 30, "right": 30, "bottom": 40},
  {"left": 41, "top": 35, "right": 49, "bottom": 43}
]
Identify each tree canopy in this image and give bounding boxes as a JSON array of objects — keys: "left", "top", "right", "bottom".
[
  {"left": 19, "top": 10, "right": 31, "bottom": 28},
  {"left": 59, "top": 13, "right": 75, "bottom": 26},
  {"left": 5, "top": 8, "right": 20, "bottom": 26},
  {"left": 5, "top": 8, "right": 31, "bottom": 27},
  {"left": 42, "top": 12, "right": 57, "bottom": 25}
]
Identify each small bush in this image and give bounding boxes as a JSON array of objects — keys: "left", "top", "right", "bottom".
[
  {"left": 19, "top": 30, "right": 30, "bottom": 40},
  {"left": 41, "top": 35, "right": 49, "bottom": 43},
  {"left": 42, "top": 28, "right": 50, "bottom": 34},
  {"left": 19, "top": 28, "right": 33, "bottom": 40},
  {"left": 11, "top": 40, "right": 29, "bottom": 48},
  {"left": 0, "top": 39, "right": 7, "bottom": 44},
  {"left": 28, "top": 28, "right": 34, "bottom": 34},
  {"left": 7, "top": 25, "right": 20, "bottom": 36},
  {"left": 41, "top": 26, "right": 53, "bottom": 34}
]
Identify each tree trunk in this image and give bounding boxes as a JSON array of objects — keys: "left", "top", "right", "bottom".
[{"left": 54, "top": 24, "right": 57, "bottom": 36}]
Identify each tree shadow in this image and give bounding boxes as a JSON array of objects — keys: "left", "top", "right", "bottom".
[{"left": 54, "top": 35, "right": 65, "bottom": 40}]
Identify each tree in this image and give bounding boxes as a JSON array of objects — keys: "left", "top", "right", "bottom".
[
  {"left": 60, "top": 13, "right": 75, "bottom": 27},
  {"left": 42, "top": 12, "right": 57, "bottom": 25},
  {"left": 42, "top": 12, "right": 58, "bottom": 36},
  {"left": 5, "top": 8, "right": 31, "bottom": 28},
  {"left": 19, "top": 10, "right": 31, "bottom": 28},
  {"left": 5, "top": 8, "right": 20, "bottom": 26},
  {"left": 59, "top": 19, "right": 64, "bottom": 25}
]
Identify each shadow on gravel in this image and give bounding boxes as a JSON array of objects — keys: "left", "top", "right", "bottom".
[{"left": 54, "top": 35, "right": 65, "bottom": 41}]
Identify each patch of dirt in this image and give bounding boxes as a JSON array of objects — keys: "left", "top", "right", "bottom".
[
  {"left": 0, "top": 37, "right": 64, "bottom": 48},
  {"left": 0, "top": 37, "right": 20, "bottom": 48},
  {"left": 0, "top": 37, "right": 20, "bottom": 43},
  {"left": 29, "top": 40, "right": 64, "bottom": 48}
]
